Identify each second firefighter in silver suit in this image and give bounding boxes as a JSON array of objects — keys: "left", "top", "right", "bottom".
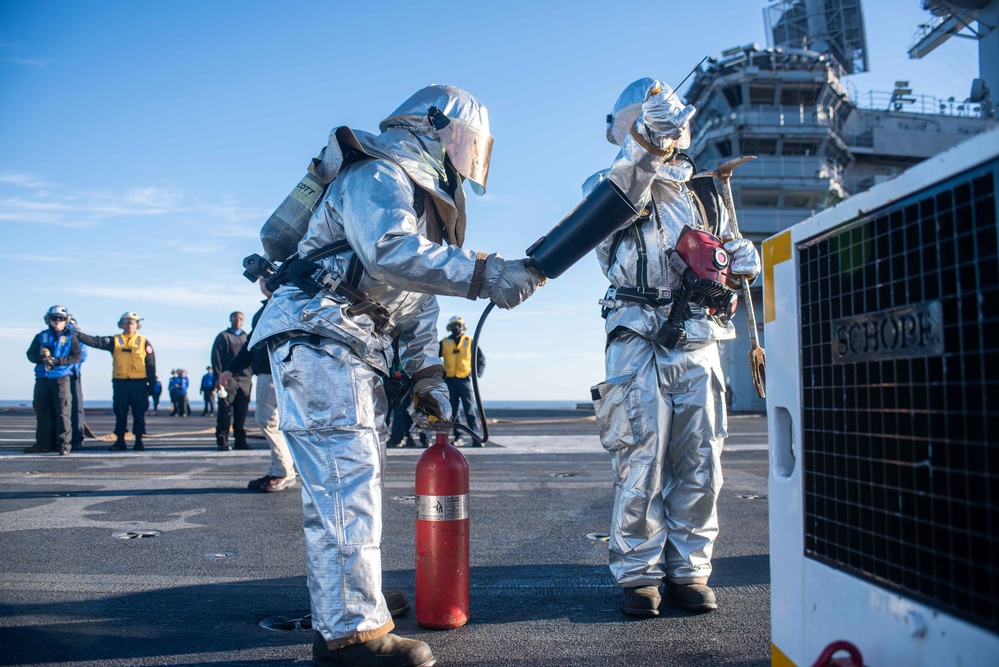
[
  {"left": 249, "top": 85, "right": 549, "bottom": 667},
  {"left": 588, "top": 78, "right": 761, "bottom": 617}
]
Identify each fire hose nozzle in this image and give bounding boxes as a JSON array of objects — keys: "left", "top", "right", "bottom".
[{"left": 526, "top": 177, "right": 637, "bottom": 280}]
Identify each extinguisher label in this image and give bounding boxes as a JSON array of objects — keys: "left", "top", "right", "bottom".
[{"left": 416, "top": 494, "right": 468, "bottom": 521}]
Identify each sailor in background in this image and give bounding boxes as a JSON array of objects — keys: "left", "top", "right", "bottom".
[
  {"left": 76, "top": 312, "right": 157, "bottom": 452},
  {"left": 439, "top": 315, "right": 485, "bottom": 447},
  {"left": 25, "top": 305, "right": 82, "bottom": 455}
]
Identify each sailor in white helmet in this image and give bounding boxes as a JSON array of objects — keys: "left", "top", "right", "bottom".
[
  {"left": 587, "top": 79, "right": 761, "bottom": 618},
  {"left": 76, "top": 312, "right": 157, "bottom": 452},
  {"left": 25, "top": 305, "right": 83, "bottom": 455},
  {"left": 249, "top": 84, "right": 549, "bottom": 667}
]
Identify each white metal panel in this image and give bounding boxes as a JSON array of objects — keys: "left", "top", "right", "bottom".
[{"left": 765, "top": 126, "right": 999, "bottom": 666}]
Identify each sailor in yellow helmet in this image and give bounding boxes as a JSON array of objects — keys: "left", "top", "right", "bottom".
[
  {"left": 439, "top": 316, "right": 485, "bottom": 447},
  {"left": 76, "top": 312, "right": 157, "bottom": 451}
]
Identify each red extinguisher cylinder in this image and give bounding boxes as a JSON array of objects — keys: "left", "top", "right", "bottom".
[{"left": 415, "top": 431, "right": 470, "bottom": 629}]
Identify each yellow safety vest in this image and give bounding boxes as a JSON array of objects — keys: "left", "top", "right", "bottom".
[
  {"left": 112, "top": 334, "right": 148, "bottom": 380},
  {"left": 441, "top": 335, "right": 473, "bottom": 379}
]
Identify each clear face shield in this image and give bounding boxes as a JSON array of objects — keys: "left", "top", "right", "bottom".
[
  {"left": 677, "top": 122, "right": 691, "bottom": 150},
  {"left": 429, "top": 106, "right": 493, "bottom": 195}
]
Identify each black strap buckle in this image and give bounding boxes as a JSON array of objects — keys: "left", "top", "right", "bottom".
[{"left": 615, "top": 286, "right": 673, "bottom": 305}]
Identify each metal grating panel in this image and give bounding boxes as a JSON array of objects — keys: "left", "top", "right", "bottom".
[{"left": 797, "top": 158, "right": 999, "bottom": 633}]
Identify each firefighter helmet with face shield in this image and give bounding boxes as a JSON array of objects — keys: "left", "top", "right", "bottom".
[
  {"left": 606, "top": 77, "right": 691, "bottom": 150},
  {"left": 380, "top": 84, "right": 493, "bottom": 195}
]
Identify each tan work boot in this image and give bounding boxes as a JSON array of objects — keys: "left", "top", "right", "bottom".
[
  {"left": 664, "top": 580, "right": 718, "bottom": 613},
  {"left": 621, "top": 584, "right": 662, "bottom": 617},
  {"left": 312, "top": 632, "right": 435, "bottom": 667}
]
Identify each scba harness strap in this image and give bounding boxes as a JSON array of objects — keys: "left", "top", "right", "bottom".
[{"left": 266, "top": 240, "right": 393, "bottom": 333}]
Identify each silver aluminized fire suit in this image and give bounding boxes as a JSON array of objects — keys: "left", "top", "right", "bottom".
[
  {"left": 589, "top": 78, "right": 761, "bottom": 590},
  {"left": 248, "top": 85, "right": 544, "bottom": 650}
]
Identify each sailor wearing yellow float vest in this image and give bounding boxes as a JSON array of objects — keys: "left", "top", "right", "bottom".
[
  {"left": 76, "top": 312, "right": 157, "bottom": 451},
  {"left": 438, "top": 316, "right": 485, "bottom": 447}
]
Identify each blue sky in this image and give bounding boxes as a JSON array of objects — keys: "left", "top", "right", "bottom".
[{"left": 0, "top": 0, "right": 982, "bottom": 401}]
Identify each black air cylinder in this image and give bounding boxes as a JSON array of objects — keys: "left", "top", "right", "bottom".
[{"left": 525, "top": 178, "right": 638, "bottom": 279}]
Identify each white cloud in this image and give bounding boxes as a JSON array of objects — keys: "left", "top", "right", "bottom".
[
  {"left": 120, "top": 186, "right": 184, "bottom": 208},
  {"left": 209, "top": 223, "right": 262, "bottom": 239},
  {"left": 62, "top": 283, "right": 245, "bottom": 308},
  {"left": 0, "top": 173, "right": 51, "bottom": 188},
  {"left": 0, "top": 253, "right": 67, "bottom": 263},
  {"left": 0, "top": 190, "right": 182, "bottom": 227},
  {"left": 3, "top": 56, "right": 54, "bottom": 67},
  {"left": 0, "top": 175, "right": 263, "bottom": 232},
  {"left": 0, "top": 199, "right": 94, "bottom": 227},
  {"left": 0, "top": 324, "right": 43, "bottom": 344},
  {"left": 201, "top": 197, "right": 272, "bottom": 226},
  {"left": 164, "top": 240, "right": 223, "bottom": 254}
]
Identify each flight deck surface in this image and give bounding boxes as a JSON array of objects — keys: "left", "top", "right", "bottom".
[{"left": 0, "top": 408, "right": 770, "bottom": 667}]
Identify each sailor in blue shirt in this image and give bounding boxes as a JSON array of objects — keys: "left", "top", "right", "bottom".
[
  {"left": 199, "top": 367, "right": 216, "bottom": 416},
  {"left": 25, "top": 305, "right": 82, "bottom": 455}
]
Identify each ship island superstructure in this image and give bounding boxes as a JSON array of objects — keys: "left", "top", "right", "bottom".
[{"left": 685, "top": 0, "right": 998, "bottom": 411}]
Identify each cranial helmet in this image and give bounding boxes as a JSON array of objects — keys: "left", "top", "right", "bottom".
[
  {"left": 118, "top": 311, "right": 143, "bottom": 330},
  {"left": 447, "top": 316, "right": 466, "bottom": 335},
  {"left": 380, "top": 84, "right": 493, "bottom": 195},
  {"left": 44, "top": 305, "right": 70, "bottom": 324},
  {"left": 606, "top": 77, "right": 691, "bottom": 150}
]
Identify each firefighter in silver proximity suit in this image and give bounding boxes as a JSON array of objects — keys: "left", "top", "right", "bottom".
[
  {"left": 588, "top": 78, "right": 761, "bottom": 618},
  {"left": 248, "top": 85, "right": 546, "bottom": 667}
]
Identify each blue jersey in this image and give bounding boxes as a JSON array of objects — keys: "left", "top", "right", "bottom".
[{"left": 33, "top": 330, "right": 76, "bottom": 379}]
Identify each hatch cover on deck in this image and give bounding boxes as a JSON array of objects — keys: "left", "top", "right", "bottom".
[
  {"left": 259, "top": 611, "right": 312, "bottom": 631},
  {"left": 112, "top": 530, "right": 162, "bottom": 539}
]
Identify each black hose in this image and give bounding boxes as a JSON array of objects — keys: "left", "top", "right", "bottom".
[{"left": 448, "top": 301, "right": 494, "bottom": 445}]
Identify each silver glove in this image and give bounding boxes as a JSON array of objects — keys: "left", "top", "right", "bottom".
[
  {"left": 640, "top": 87, "right": 696, "bottom": 143},
  {"left": 412, "top": 376, "right": 452, "bottom": 429},
  {"left": 724, "top": 238, "right": 761, "bottom": 280},
  {"left": 479, "top": 255, "right": 546, "bottom": 310}
]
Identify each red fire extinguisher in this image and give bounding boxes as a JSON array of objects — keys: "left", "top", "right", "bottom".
[{"left": 415, "top": 431, "right": 470, "bottom": 629}]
